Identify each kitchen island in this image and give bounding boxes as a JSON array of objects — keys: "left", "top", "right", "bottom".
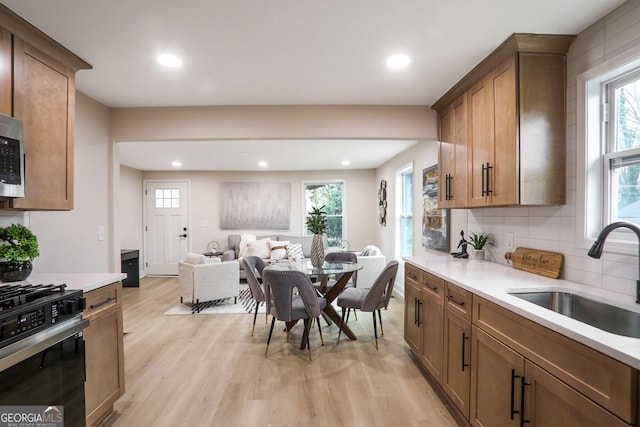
[{"left": 404, "top": 255, "right": 640, "bottom": 427}]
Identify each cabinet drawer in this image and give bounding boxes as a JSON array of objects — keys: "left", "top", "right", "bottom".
[
  {"left": 422, "top": 272, "right": 445, "bottom": 301},
  {"left": 473, "top": 296, "right": 637, "bottom": 424},
  {"left": 405, "top": 263, "right": 421, "bottom": 285},
  {"left": 84, "top": 282, "right": 122, "bottom": 321},
  {"left": 445, "top": 282, "right": 471, "bottom": 320}
]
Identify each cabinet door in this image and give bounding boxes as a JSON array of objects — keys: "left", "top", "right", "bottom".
[
  {"left": 84, "top": 307, "right": 125, "bottom": 427},
  {"left": 523, "top": 360, "right": 629, "bottom": 427},
  {"left": 0, "top": 27, "right": 10, "bottom": 116},
  {"left": 470, "top": 326, "right": 523, "bottom": 427},
  {"left": 420, "top": 294, "right": 444, "bottom": 383},
  {"left": 467, "top": 77, "right": 491, "bottom": 207},
  {"left": 443, "top": 310, "right": 471, "bottom": 419},
  {"left": 451, "top": 93, "right": 468, "bottom": 208},
  {"left": 438, "top": 104, "right": 454, "bottom": 208},
  {"left": 12, "top": 37, "right": 75, "bottom": 210},
  {"left": 404, "top": 279, "right": 422, "bottom": 354},
  {"left": 488, "top": 56, "right": 518, "bottom": 206}
]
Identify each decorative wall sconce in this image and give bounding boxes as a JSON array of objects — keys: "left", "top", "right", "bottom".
[{"left": 378, "top": 179, "right": 387, "bottom": 226}]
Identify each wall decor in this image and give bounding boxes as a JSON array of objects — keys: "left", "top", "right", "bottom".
[
  {"left": 422, "top": 165, "right": 449, "bottom": 252},
  {"left": 378, "top": 179, "right": 387, "bottom": 226},
  {"left": 220, "top": 182, "right": 290, "bottom": 230}
]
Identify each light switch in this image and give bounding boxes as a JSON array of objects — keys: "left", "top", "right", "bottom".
[
  {"left": 505, "top": 232, "right": 514, "bottom": 250},
  {"left": 98, "top": 226, "right": 105, "bottom": 241}
]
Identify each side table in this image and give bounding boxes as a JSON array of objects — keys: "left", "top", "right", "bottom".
[{"left": 121, "top": 249, "right": 139, "bottom": 287}]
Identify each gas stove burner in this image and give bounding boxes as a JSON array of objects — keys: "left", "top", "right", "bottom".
[{"left": 0, "top": 283, "right": 68, "bottom": 312}]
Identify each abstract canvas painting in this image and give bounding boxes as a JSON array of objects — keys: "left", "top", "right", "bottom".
[
  {"left": 220, "top": 182, "right": 291, "bottom": 229},
  {"left": 422, "top": 165, "right": 449, "bottom": 252}
]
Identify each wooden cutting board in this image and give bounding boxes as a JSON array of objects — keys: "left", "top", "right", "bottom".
[{"left": 504, "top": 247, "right": 563, "bottom": 279}]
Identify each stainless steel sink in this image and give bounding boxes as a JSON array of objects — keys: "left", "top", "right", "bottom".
[{"left": 508, "top": 291, "right": 640, "bottom": 338}]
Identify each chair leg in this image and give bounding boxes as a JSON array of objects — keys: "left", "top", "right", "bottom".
[
  {"left": 252, "top": 301, "right": 260, "bottom": 336},
  {"left": 353, "top": 309, "right": 358, "bottom": 321},
  {"left": 337, "top": 307, "right": 351, "bottom": 346},
  {"left": 373, "top": 311, "right": 379, "bottom": 351},
  {"left": 317, "top": 316, "right": 324, "bottom": 346},
  {"left": 265, "top": 317, "right": 276, "bottom": 358},
  {"left": 303, "top": 318, "right": 312, "bottom": 363},
  {"left": 378, "top": 309, "right": 384, "bottom": 336}
]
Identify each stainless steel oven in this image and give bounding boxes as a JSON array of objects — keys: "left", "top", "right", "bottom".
[{"left": 0, "top": 284, "right": 87, "bottom": 427}]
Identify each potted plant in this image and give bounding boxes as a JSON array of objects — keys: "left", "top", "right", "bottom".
[
  {"left": 465, "top": 231, "right": 495, "bottom": 261},
  {"left": 0, "top": 223, "right": 39, "bottom": 281},
  {"left": 306, "top": 205, "right": 327, "bottom": 268}
]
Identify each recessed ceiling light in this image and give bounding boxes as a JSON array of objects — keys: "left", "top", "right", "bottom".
[
  {"left": 342, "top": 160, "right": 351, "bottom": 166},
  {"left": 386, "top": 54, "right": 411, "bottom": 69},
  {"left": 258, "top": 161, "right": 267, "bottom": 168},
  {"left": 171, "top": 161, "right": 182, "bottom": 167},
  {"left": 157, "top": 54, "right": 183, "bottom": 68}
]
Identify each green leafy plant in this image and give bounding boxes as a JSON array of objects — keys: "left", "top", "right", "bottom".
[
  {"left": 306, "top": 205, "right": 327, "bottom": 235},
  {"left": 465, "top": 232, "right": 495, "bottom": 250},
  {"left": 0, "top": 224, "right": 39, "bottom": 263}
]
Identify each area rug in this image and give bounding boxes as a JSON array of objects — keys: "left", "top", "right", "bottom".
[{"left": 164, "top": 285, "right": 265, "bottom": 315}]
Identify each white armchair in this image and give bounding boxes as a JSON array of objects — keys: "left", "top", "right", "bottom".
[
  {"left": 179, "top": 253, "right": 239, "bottom": 313},
  {"left": 356, "top": 255, "right": 387, "bottom": 288}
]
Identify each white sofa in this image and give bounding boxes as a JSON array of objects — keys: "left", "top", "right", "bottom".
[{"left": 178, "top": 253, "right": 239, "bottom": 313}]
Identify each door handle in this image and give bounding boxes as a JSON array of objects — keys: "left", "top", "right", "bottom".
[
  {"left": 461, "top": 332, "right": 470, "bottom": 371},
  {"left": 179, "top": 234, "right": 187, "bottom": 238}
]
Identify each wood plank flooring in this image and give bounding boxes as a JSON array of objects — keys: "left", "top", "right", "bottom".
[{"left": 104, "top": 276, "right": 461, "bottom": 427}]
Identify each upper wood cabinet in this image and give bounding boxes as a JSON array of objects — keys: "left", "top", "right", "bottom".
[
  {"left": 438, "top": 93, "right": 467, "bottom": 208},
  {"left": 433, "top": 34, "right": 575, "bottom": 208},
  {"left": 0, "top": 4, "right": 91, "bottom": 210}
]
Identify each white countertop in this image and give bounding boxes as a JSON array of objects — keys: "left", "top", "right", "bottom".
[
  {"left": 19, "top": 273, "right": 127, "bottom": 292},
  {"left": 404, "top": 255, "right": 640, "bottom": 370}
]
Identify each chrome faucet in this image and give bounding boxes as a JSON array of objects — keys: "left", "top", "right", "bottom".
[{"left": 587, "top": 221, "right": 640, "bottom": 304}]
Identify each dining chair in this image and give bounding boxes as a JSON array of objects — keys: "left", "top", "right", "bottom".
[
  {"left": 322, "top": 251, "right": 358, "bottom": 288},
  {"left": 241, "top": 256, "right": 267, "bottom": 336},
  {"left": 336, "top": 260, "right": 399, "bottom": 350},
  {"left": 263, "top": 268, "right": 327, "bottom": 363}
]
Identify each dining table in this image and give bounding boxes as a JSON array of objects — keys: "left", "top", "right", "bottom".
[{"left": 264, "top": 259, "right": 363, "bottom": 348}]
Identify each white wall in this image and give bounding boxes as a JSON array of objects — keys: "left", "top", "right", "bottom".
[
  {"left": 119, "top": 165, "right": 144, "bottom": 276},
  {"left": 464, "top": 0, "right": 640, "bottom": 300},
  {"left": 29, "top": 92, "right": 113, "bottom": 273}
]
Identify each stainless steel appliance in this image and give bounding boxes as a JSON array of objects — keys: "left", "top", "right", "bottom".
[
  {"left": 0, "top": 284, "right": 87, "bottom": 427},
  {"left": 0, "top": 114, "right": 24, "bottom": 198}
]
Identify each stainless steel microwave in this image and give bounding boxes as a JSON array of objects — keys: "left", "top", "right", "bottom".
[{"left": 0, "top": 114, "right": 24, "bottom": 198}]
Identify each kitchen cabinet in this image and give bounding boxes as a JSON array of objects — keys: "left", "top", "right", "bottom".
[
  {"left": 442, "top": 282, "right": 472, "bottom": 419},
  {"left": 83, "top": 281, "right": 125, "bottom": 427},
  {"left": 404, "top": 272, "right": 422, "bottom": 354},
  {"left": 432, "top": 34, "right": 574, "bottom": 208},
  {"left": 0, "top": 27, "right": 10, "bottom": 116},
  {"left": 438, "top": 93, "right": 467, "bottom": 208},
  {"left": 0, "top": 5, "right": 91, "bottom": 210}
]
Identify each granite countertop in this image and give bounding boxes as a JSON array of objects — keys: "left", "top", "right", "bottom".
[
  {"left": 23, "top": 273, "right": 127, "bottom": 293},
  {"left": 404, "top": 254, "right": 640, "bottom": 370}
]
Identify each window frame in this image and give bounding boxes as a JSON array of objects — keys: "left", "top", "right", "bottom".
[
  {"left": 396, "top": 163, "right": 413, "bottom": 258},
  {"left": 301, "top": 179, "right": 346, "bottom": 247}
]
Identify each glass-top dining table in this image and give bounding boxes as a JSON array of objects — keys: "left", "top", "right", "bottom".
[{"left": 264, "top": 260, "right": 363, "bottom": 344}]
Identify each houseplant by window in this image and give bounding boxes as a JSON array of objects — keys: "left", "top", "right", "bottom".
[
  {"left": 465, "top": 231, "right": 495, "bottom": 261},
  {"left": 306, "top": 205, "right": 327, "bottom": 268},
  {"left": 0, "top": 223, "right": 39, "bottom": 281}
]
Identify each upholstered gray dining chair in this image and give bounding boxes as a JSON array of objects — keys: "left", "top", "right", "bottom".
[
  {"left": 336, "top": 260, "right": 399, "bottom": 350},
  {"left": 262, "top": 268, "right": 327, "bottom": 363},
  {"left": 241, "top": 256, "right": 267, "bottom": 336},
  {"left": 322, "top": 251, "right": 358, "bottom": 289}
]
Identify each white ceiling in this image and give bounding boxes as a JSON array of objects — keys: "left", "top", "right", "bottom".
[{"left": 0, "top": 0, "right": 627, "bottom": 171}]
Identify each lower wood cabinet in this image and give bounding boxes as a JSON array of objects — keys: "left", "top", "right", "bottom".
[
  {"left": 83, "top": 282, "right": 125, "bottom": 427},
  {"left": 404, "top": 263, "right": 639, "bottom": 427}
]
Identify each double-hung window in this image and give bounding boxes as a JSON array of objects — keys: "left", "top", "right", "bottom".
[
  {"left": 303, "top": 181, "right": 344, "bottom": 247},
  {"left": 398, "top": 166, "right": 413, "bottom": 257}
]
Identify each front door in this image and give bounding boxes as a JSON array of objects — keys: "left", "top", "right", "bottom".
[{"left": 145, "top": 180, "right": 189, "bottom": 275}]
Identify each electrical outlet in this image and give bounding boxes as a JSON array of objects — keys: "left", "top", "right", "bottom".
[
  {"left": 98, "top": 226, "right": 105, "bottom": 241},
  {"left": 505, "top": 232, "right": 514, "bottom": 250}
]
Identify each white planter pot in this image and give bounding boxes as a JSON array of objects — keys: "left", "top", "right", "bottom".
[{"left": 469, "top": 249, "right": 485, "bottom": 261}]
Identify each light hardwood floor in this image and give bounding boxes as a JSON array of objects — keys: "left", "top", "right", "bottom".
[{"left": 104, "top": 276, "right": 461, "bottom": 427}]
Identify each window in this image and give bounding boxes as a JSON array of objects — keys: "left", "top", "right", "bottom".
[
  {"left": 398, "top": 166, "right": 413, "bottom": 257},
  {"left": 155, "top": 188, "right": 180, "bottom": 208},
  {"left": 303, "top": 181, "right": 344, "bottom": 247}
]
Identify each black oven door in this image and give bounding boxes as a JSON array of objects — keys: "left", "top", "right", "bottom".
[{"left": 0, "top": 317, "right": 89, "bottom": 427}]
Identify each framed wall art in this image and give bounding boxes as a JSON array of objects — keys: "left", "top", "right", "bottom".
[{"left": 219, "top": 182, "right": 291, "bottom": 229}]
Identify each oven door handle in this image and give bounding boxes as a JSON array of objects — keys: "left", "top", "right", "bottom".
[{"left": 0, "top": 317, "right": 89, "bottom": 371}]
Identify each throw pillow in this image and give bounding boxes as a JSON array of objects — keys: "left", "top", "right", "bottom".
[
  {"left": 238, "top": 233, "right": 257, "bottom": 258},
  {"left": 270, "top": 240, "right": 290, "bottom": 261},
  {"left": 244, "top": 238, "right": 271, "bottom": 258},
  {"left": 361, "top": 245, "right": 383, "bottom": 256},
  {"left": 286, "top": 243, "right": 304, "bottom": 260},
  {"left": 184, "top": 252, "right": 205, "bottom": 265}
]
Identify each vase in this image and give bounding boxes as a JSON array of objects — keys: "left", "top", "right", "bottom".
[
  {"left": 469, "top": 249, "right": 485, "bottom": 261},
  {"left": 310, "top": 234, "right": 325, "bottom": 268},
  {"left": 0, "top": 260, "right": 33, "bottom": 282}
]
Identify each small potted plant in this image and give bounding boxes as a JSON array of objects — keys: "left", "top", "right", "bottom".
[
  {"left": 0, "top": 223, "right": 39, "bottom": 281},
  {"left": 306, "top": 205, "right": 327, "bottom": 268},
  {"left": 465, "top": 231, "right": 495, "bottom": 261}
]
